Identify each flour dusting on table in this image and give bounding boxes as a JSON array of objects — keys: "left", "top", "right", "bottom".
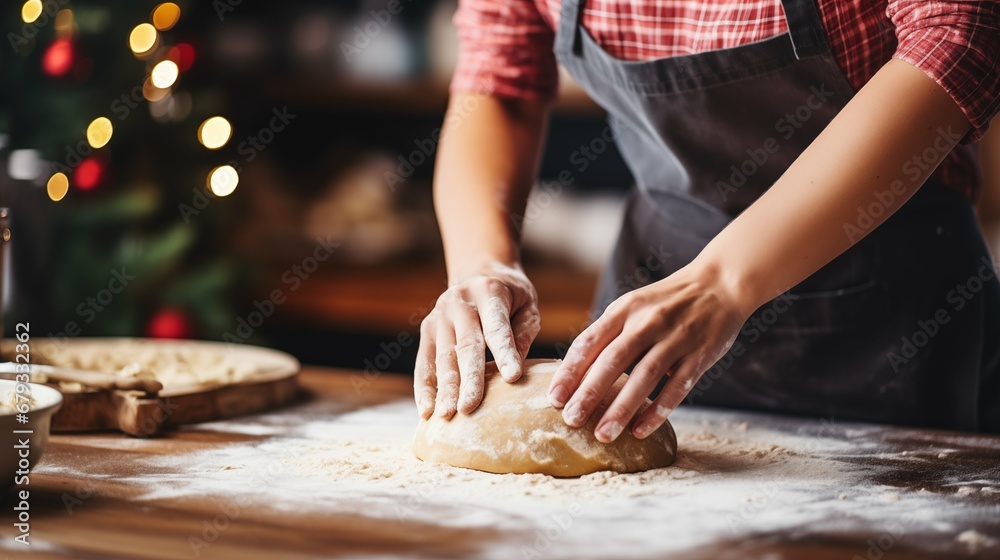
[{"left": 35, "top": 396, "right": 1000, "bottom": 559}]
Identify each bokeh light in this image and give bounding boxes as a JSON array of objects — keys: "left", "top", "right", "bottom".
[
  {"left": 150, "top": 60, "right": 179, "bottom": 88},
  {"left": 54, "top": 9, "right": 73, "bottom": 33},
  {"left": 46, "top": 172, "right": 69, "bottom": 202},
  {"left": 152, "top": 3, "right": 181, "bottom": 31},
  {"left": 142, "top": 77, "right": 170, "bottom": 102},
  {"left": 86, "top": 116, "right": 114, "bottom": 149},
  {"left": 129, "top": 23, "right": 158, "bottom": 55},
  {"left": 198, "top": 117, "right": 232, "bottom": 150},
  {"left": 74, "top": 158, "right": 103, "bottom": 190},
  {"left": 166, "top": 43, "right": 196, "bottom": 72},
  {"left": 42, "top": 39, "right": 74, "bottom": 76},
  {"left": 21, "top": 0, "right": 42, "bottom": 24},
  {"left": 207, "top": 165, "right": 239, "bottom": 197}
]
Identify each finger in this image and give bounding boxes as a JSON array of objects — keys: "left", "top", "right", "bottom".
[
  {"left": 414, "top": 320, "right": 437, "bottom": 419},
  {"left": 594, "top": 341, "right": 674, "bottom": 443},
  {"left": 434, "top": 325, "right": 460, "bottom": 419},
  {"left": 451, "top": 300, "right": 487, "bottom": 415},
  {"left": 632, "top": 357, "right": 700, "bottom": 439},
  {"left": 478, "top": 292, "right": 521, "bottom": 382},
  {"left": 561, "top": 337, "right": 642, "bottom": 429},
  {"left": 511, "top": 306, "right": 541, "bottom": 364},
  {"left": 547, "top": 312, "right": 624, "bottom": 408}
]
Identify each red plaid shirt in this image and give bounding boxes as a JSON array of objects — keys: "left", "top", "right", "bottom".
[{"left": 451, "top": 0, "right": 1000, "bottom": 199}]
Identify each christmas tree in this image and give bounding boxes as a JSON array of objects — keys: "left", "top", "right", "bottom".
[{"left": 2, "top": 1, "right": 246, "bottom": 342}]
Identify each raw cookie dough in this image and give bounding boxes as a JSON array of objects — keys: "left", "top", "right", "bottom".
[
  {"left": 0, "top": 388, "right": 35, "bottom": 414},
  {"left": 412, "top": 359, "right": 677, "bottom": 477}
]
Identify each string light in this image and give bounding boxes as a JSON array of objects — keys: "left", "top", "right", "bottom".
[
  {"left": 21, "top": 0, "right": 42, "bottom": 24},
  {"left": 207, "top": 165, "right": 239, "bottom": 197},
  {"left": 150, "top": 60, "right": 178, "bottom": 88},
  {"left": 152, "top": 3, "right": 181, "bottom": 31},
  {"left": 54, "top": 9, "right": 73, "bottom": 33},
  {"left": 47, "top": 172, "right": 70, "bottom": 202},
  {"left": 142, "top": 77, "right": 169, "bottom": 102},
  {"left": 129, "top": 23, "right": 158, "bottom": 55},
  {"left": 166, "top": 43, "right": 196, "bottom": 72},
  {"left": 86, "top": 116, "right": 113, "bottom": 149},
  {"left": 198, "top": 117, "right": 232, "bottom": 150}
]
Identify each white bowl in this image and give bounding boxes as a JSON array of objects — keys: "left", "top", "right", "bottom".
[{"left": 1, "top": 380, "right": 63, "bottom": 494}]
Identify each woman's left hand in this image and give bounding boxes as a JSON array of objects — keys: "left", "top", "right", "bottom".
[{"left": 546, "top": 261, "right": 752, "bottom": 442}]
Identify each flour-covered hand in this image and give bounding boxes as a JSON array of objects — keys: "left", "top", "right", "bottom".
[
  {"left": 547, "top": 262, "right": 750, "bottom": 442},
  {"left": 415, "top": 262, "right": 540, "bottom": 419}
]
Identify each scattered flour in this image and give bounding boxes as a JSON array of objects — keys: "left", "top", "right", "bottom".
[
  {"left": 956, "top": 529, "right": 997, "bottom": 553},
  {"left": 33, "top": 397, "right": 1000, "bottom": 559}
]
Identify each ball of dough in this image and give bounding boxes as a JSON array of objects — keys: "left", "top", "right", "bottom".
[{"left": 412, "top": 359, "right": 677, "bottom": 477}]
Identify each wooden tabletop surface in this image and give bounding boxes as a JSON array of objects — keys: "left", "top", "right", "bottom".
[{"left": 3, "top": 366, "right": 999, "bottom": 560}]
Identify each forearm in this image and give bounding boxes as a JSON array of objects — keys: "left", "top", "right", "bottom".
[
  {"left": 698, "top": 59, "right": 973, "bottom": 314},
  {"left": 433, "top": 94, "right": 549, "bottom": 281}
]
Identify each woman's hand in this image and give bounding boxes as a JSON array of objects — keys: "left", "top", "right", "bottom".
[
  {"left": 546, "top": 262, "right": 751, "bottom": 443},
  {"left": 415, "top": 262, "right": 541, "bottom": 420}
]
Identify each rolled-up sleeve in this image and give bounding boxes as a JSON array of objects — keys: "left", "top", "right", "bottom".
[
  {"left": 889, "top": 1, "right": 1000, "bottom": 143},
  {"left": 450, "top": 0, "right": 559, "bottom": 101}
]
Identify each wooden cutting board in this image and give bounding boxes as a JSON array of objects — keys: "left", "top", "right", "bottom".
[{"left": 6, "top": 338, "right": 300, "bottom": 437}]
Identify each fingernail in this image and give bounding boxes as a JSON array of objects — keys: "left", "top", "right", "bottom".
[
  {"left": 499, "top": 358, "right": 520, "bottom": 382},
  {"left": 633, "top": 420, "right": 655, "bottom": 439},
  {"left": 563, "top": 401, "right": 586, "bottom": 427},
  {"left": 436, "top": 401, "right": 456, "bottom": 419},
  {"left": 548, "top": 385, "right": 568, "bottom": 407},
  {"left": 596, "top": 421, "right": 624, "bottom": 443}
]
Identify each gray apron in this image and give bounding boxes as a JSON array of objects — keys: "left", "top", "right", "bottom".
[{"left": 553, "top": 0, "right": 1000, "bottom": 431}]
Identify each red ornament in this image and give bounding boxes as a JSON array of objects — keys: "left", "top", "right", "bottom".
[
  {"left": 74, "top": 157, "right": 103, "bottom": 190},
  {"left": 168, "top": 43, "right": 196, "bottom": 72},
  {"left": 42, "top": 39, "right": 74, "bottom": 76},
  {"left": 147, "top": 307, "right": 194, "bottom": 339}
]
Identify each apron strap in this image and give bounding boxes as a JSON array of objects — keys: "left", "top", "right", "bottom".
[
  {"left": 779, "top": 0, "right": 831, "bottom": 59},
  {"left": 555, "top": 0, "right": 585, "bottom": 55}
]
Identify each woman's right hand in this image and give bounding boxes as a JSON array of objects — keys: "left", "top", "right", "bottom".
[{"left": 415, "top": 262, "right": 541, "bottom": 419}]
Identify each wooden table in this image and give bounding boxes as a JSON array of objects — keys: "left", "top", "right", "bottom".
[{"left": 4, "top": 367, "right": 999, "bottom": 559}]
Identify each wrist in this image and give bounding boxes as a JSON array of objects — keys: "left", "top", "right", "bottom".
[
  {"left": 687, "top": 250, "right": 767, "bottom": 320},
  {"left": 446, "top": 253, "right": 524, "bottom": 286}
]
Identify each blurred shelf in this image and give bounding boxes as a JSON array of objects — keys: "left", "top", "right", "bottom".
[
  {"left": 259, "top": 77, "right": 604, "bottom": 117},
  {"left": 271, "top": 260, "right": 597, "bottom": 344}
]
